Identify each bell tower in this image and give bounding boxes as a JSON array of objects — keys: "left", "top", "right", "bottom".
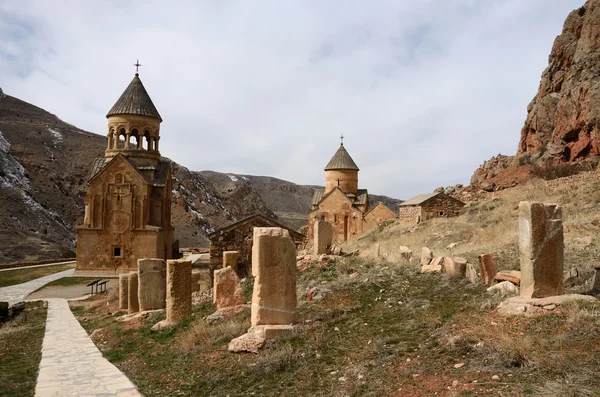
[
  {"left": 324, "top": 136, "right": 360, "bottom": 195},
  {"left": 104, "top": 67, "right": 162, "bottom": 170}
]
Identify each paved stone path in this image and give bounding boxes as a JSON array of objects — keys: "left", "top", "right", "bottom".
[
  {"left": 0, "top": 269, "right": 142, "bottom": 396},
  {"left": 35, "top": 299, "right": 141, "bottom": 397},
  {"left": 0, "top": 268, "right": 75, "bottom": 305}
]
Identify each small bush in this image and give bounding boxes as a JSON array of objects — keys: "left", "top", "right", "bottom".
[{"left": 531, "top": 160, "right": 598, "bottom": 180}]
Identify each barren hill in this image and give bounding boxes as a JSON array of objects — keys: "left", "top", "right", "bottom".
[
  {"left": 472, "top": 0, "right": 600, "bottom": 190},
  {"left": 0, "top": 91, "right": 400, "bottom": 264}
]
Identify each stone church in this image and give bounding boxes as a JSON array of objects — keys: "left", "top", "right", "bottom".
[
  {"left": 76, "top": 72, "right": 174, "bottom": 272},
  {"left": 307, "top": 141, "right": 396, "bottom": 242}
]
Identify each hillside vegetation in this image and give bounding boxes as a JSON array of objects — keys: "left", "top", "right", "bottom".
[{"left": 69, "top": 170, "right": 600, "bottom": 396}]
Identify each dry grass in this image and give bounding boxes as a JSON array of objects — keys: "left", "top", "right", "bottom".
[{"left": 178, "top": 316, "right": 249, "bottom": 353}]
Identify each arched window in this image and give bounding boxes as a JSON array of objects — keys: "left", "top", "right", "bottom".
[
  {"left": 130, "top": 128, "right": 139, "bottom": 149},
  {"left": 117, "top": 128, "right": 126, "bottom": 149},
  {"left": 115, "top": 173, "right": 123, "bottom": 184}
]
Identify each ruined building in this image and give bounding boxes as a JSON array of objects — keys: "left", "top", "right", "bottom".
[
  {"left": 76, "top": 71, "right": 174, "bottom": 272},
  {"left": 307, "top": 141, "right": 396, "bottom": 242}
]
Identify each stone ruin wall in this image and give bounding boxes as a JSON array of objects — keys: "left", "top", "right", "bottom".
[
  {"left": 421, "top": 196, "right": 463, "bottom": 220},
  {"left": 398, "top": 206, "right": 422, "bottom": 223},
  {"left": 209, "top": 222, "right": 254, "bottom": 276}
]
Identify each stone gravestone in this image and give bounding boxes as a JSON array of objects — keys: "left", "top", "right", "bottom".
[
  {"left": 478, "top": 254, "right": 497, "bottom": 284},
  {"left": 314, "top": 221, "right": 333, "bottom": 255},
  {"left": 252, "top": 227, "right": 297, "bottom": 325},
  {"left": 138, "top": 258, "right": 166, "bottom": 311},
  {"left": 229, "top": 227, "right": 297, "bottom": 352},
  {"left": 519, "top": 201, "right": 564, "bottom": 299},
  {"left": 166, "top": 259, "right": 192, "bottom": 323},
  {"left": 213, "top": 266, "right": 245, "bottom": 310},
  {"left": 127, "top": 271, "right": 139, "bottom": 314},
  {"left": 223, "top": 251, "right": 240, "bottom": 273},
  {"left": 119, "top": 274, "right": 129, "bottom": 310}
]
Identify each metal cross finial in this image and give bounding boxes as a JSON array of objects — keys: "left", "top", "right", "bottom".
[
  {"left": 134, "top": 59, "right": 142, "bottom": 74},
  {"left": 340, "top": 134, "right": 344, "bottom": 145}
]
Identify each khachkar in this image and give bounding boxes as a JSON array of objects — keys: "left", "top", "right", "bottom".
[
  {"left": 75, "top": 66, "right": 174, "bottom": 273},
  {"left": 229, "top": 227, "right": 297, "bottom": 353},
  {"left": 519, "top": 201, "right": 564, "bottom": 299}
]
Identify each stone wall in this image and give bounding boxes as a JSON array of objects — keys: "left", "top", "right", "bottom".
[
  {"left": 399, "top": 196, "right": 464, "bottom": 224},
  {"left": 209, "top": 217, "right": 303, "bottom": 277},
  {"left": 398, "top": 206, "right": 422, "bottom": 223}
]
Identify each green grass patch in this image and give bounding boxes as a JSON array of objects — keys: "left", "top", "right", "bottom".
[
  {"left": 0, "top": 301, "right": 47, "bottom": 397},
  {"left": 0, "top": 263, "right": 75, "bottom": 288}
]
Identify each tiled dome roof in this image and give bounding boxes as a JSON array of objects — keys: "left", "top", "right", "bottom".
[
  {"left": 324, "top": 144, "right": 359, "bottom": 171},
  {"left": 106, "top": 74, "right": 162, "bottom": 121}
]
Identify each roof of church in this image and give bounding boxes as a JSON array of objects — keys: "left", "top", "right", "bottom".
[
  {"left": 399, "top": 192, "right": 465, "bottom": 206},
  {"left": 106, "top": 74, "right": 162, "bottom": 121},
  {"left": 207, "top": 214, "right": 305, "bottom": 240},
  {"left": 324, "top": 144, "right": 360, "bottom": 171},
  {"left": 311, "top": 187, "right": 368, "bottom": 207},
  {"left": 88, "top": 155, "right": 170, "bottom": 187}
]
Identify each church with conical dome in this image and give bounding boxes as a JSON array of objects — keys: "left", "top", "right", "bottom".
[
  {"left": 75, "top": 71, "right": 174, "bottom": 272},
  {"left": 308, "top": 140, "right": 396, "bottom": 243}
]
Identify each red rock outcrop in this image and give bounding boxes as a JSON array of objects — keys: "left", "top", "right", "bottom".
[
  {"left": 472, "top": 1, "right": 600, "bottom": 189},
  {"left": 518, "top": 1, "right": 600, "bottom": 164}
]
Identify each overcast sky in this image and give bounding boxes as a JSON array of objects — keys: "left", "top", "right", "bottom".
[{"left": 0, "top": 0, "right": 583, "bottom": 199}]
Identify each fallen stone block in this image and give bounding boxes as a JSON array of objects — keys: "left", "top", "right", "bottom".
[
  {"left": 443, "top": 257, "right": 466, "bottom": 279},
  {"left": 487, "top": 281, "right": 519, "bottom": 296},
  {"left": 497, "top": 294, "right": 597, "bottom": 316},
  {"left": 494, "top": 270, "right": 521, "bottom": 286},
  {"left": 228, "top": 325, "right": 295, "bottom": 353}
]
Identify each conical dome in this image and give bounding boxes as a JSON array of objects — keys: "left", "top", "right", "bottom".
[
  {"left": 106, "top": 74, "right": 162, "bottom": 121},
  {"left": 324, "top": 144, "right": 359, "bottom": 171}
]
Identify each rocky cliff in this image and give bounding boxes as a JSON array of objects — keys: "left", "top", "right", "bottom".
[
  {"left": 472, "top": 1, "right": 600, "bottom": 189},
  {"left": 0, "top": 92, "right": 400, "bottom": 264}
]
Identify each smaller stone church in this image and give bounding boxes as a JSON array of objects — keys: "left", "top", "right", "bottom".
[
  {"left": 76, "top": 71, "right": 174, "bottom": 272},
  {"left": 307, "top": 141, "right": 396, "bottom": 242},
  {"left": 398, "top": 192, "right": 465, "bottom": 223}
]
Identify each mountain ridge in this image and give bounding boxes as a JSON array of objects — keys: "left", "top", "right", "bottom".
[{"left": 0, "top": 91, "right": 402, "bottom": 264}]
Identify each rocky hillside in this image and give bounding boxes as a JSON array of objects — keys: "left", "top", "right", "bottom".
[
  {"left": 0, "top": 91, "right": 400, "bottom": 264},
  {"left": 472, "top": 0, "right": 600, "bottom": 190}
]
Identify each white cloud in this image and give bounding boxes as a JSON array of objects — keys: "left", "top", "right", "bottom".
[{"left": 0, "top": 0, "right": 583, "bottom": 199}]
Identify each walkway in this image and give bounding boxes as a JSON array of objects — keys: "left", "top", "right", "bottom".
[
  {"left": 0, "top": 268, "right": 74, "bottom": 305},
  {"left": 0, "top": 268, "right": 142, "bottom": 396},
  {"left": 35, "top": 299, "right": 141, "bottom": 397}
]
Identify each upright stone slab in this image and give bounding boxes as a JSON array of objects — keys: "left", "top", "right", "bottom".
[
  {"left": 478, "top": 254, "right": 497, "bottom": 284},
  {"left": 444, "top": 257, "right": 466, "bottom": 278},
  {"left": 314, "top": 221, "right": 333, "bottom": 255},
  {"left": 138, "top": 258, "right": 166, "bottom": 311},
  {"left": 591, "top": 266, "right": 600, "bottom": 296},
  {"left": 251, "top": 227, "right": 297, "bottom": 326},
  {"left": 421, "top": 247, "right": 433, "bottom": 266},
  {"left": 166, "top": 259, "right": 192, "bottom": 323},
  {"left": 519, "top": 201, "right": 564, "bottom": 299},
  {"left": 213, "top": 266, "right": 245, "bottom": 309},
  {"left": 119, "top": 274, "right": 129, "bottom": 310},
  {"left": 127, "top": 272, "right": 139, "bottom": 314},
  {"left": 223, "top": 251, "right": 240, "bottom": 273}
]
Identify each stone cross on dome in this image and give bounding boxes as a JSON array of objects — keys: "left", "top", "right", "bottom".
[{"left": 340, "top": 134, "right": 344, "bottom": 145}]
